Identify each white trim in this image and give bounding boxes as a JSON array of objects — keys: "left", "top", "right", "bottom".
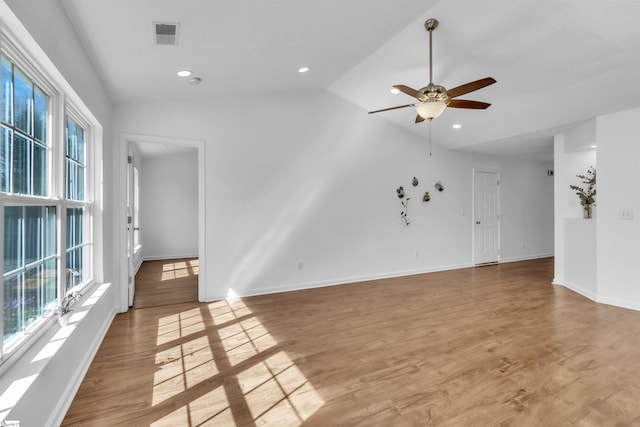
[
  {"left": 553, "top": 279, "right": 640, "bottom": 312},
  {"left": 142, "top": 254, "right": 199, "bottom": 262},
  {"left": 209, "top": 262, "right": 474, "bottom": 301},
  {"left": 118, "top": 133, "right": 206, "bottom": 312},
  {"left": 500, "top": 253, "right": 554, "bottom": 264}
]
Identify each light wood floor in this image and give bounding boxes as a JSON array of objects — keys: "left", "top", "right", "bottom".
[
  {"left": 63, "top": 258, "right": 640, "bottom": 426},
  {"left": 133, "top": 258, "right": 199, "bottom": 309}
]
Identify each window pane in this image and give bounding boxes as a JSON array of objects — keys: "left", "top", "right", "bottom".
[
  {"left": 66, "top": 117, "right": 86, "bottom": 201},
  {"left": 3, "top": 275, "right": 21, "bottom": 345},
  {"left": 12, "top": 133, "right": 31, "bottom": 194},
  {"left": 45, "top": 206, "right": 56, "bottom": 257},
  {"left": 1, "top": 125, "right": 10, "bottom": 192},
  {"left": 25, "top": 206, "right": 42, "bottom": 265},
  {"left": 33, "top": 141, "right": 46, "bottom": 196},
  {"left": 66, "top": 207, "right": 83, "bottom": 248},
  {"left": 43, "top": 259, "right": 57, "bottom": 313},
  {"left": 4, "top": 206, "right": 22, "bottom": 273},
  {"left": 24, "top": 265, "right": 42, "bottom": 327},
  {"left": 33, "top": 86, "right": 47, "bottom": 143},
  {"left": 66, "top": 117, "right": 76, "bottom": 159},
  {"left": 66, "top": 159, "right": 73, "bottom": 200},
  {"left": 77, "top": 164, "right": 85, "bottom": 201},
  {"left": 76, "top": 127, "right": 84, "bottom": 164},
  {"left": 13, "top": 68, "right": 33, "bottom": 136},
  {"left": 66, "top": 248, "right": 82, "bottom": 291},
  {"left": 1, "top": 55, "right": 11, "bottom": 125}
]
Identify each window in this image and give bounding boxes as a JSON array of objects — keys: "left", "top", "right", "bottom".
[
  {"left": 3, "top": 205, "right": 57, "bottom": 344},
  {"left": 65, "top": 115, "right": 91, "bottom": 291},
  {"left": 1, "top": 55, "right": 48, "bottom": 196},
  {"left": 0, "top": 47, "right": 94, "bottom": 359}
]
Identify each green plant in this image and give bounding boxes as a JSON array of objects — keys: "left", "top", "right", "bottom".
[
  {"left": 423, "top": 191, "right": 431, "bottom": 202},
  {"left": 397, "top": 186, "right": 410, "bottom": 225},
  {"left": 55, "top": 291, "right": 82, "bottom": 316},
  {"left": 569, "top": 166, "right": 596, "bottom": 207}
]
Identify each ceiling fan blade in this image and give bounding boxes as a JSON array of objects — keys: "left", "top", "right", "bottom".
[
  {"left": 445, "top": 77, "right": 496, "bottom": 99},
  {"left": 447, "top": 99, "right": 491, "bottom": 109},
  {"left": 368, "top": 103, "right": 415, "bottom": 114},
  {"left": 394, "top": 85, "right": 426, "bottom": 101},
  {"left": 415, "top": 114, "right": 425, "bottom": 123}
]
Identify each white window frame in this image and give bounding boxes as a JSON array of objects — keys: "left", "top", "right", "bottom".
[{"left": 0, "top": 32, "right": 95, "bottom": 363}]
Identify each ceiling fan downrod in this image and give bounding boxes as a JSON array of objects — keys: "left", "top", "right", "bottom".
[{"left": 425, "top": 19, "right": 438, "bottom": 85}]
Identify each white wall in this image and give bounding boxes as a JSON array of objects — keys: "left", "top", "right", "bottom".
[
  {"left": 140, "top": 149, "right": 198, "bottom": 259},
  {"left": 596, "top": 107, "right": 640, "bottom": 310},
  {"left": 555, "top": 109, "right": 640, "bottom": 311},
  {"left": 553, "top": 128, "right": 597, "bottom": 296},
  {"left": 114, "top": 90, "right": 554, "bottom": 301}
]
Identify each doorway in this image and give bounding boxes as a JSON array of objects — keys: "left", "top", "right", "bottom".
[
  {"left": 118, "top": 134, "right": 206, "bottom": 312},
  {"left": 473, "top": 169, "right": 500, "bottom": 265}
]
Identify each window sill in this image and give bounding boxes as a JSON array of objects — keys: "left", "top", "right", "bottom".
[{"left": 0, "top": 281, "right": 116, "bottom": 423}]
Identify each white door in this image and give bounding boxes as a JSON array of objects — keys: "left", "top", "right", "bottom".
[
  {"left": 474, "top": 170, "right": 500, "bottom": 264},
  {"left": 127, "top": 149, "right": 135, "bottom": 307}
]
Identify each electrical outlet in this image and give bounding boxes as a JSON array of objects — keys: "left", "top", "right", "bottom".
[{"left": 619, "top": 210, "right": 634, "bottom": 220}]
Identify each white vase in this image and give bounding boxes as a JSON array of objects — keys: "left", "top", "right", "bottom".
[{"left": 58, "top": 313, "right": 70, "bottom": 326}]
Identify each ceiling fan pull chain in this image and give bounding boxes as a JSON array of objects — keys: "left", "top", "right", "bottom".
[{"left": 428, "top": 118, "right": 433, "bottom": 156}]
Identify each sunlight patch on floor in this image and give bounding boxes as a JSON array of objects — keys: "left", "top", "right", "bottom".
[
  {"left": 160, "top": 259, "right": 199, "bottom": 282},
  {"left": 150, "top": 299, "right": 324, "bottom": 426}
]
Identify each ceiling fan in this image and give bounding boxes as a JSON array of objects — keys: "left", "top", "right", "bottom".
[{"left": 369, "top": 18, "right": 496, "bottom": 123}]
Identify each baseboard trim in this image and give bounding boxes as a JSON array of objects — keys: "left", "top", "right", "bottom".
[
  {"left": 595, "top": 295, "right": 640, "bottom": 312},
  {"left": 553, "top": 280, "right": 640, "bottom": 312},
  {"left": 553, "top": 279, "right": 597, "bottom": 302},
  {"left": 500, "top": 253, "right": 554, "bottom": 264},
  {"left": 205, "top": 262, "right": 474, "bottom": 301},
  {"left": 142, "top": 254, "right": 198, "bottom": 262}
]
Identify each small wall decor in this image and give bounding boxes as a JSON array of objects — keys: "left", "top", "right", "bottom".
[
  {"left": 412, "top": 176, "right": 419, "bottom": 187},
  {"left": 423, "top": 191, "right": 431, "bottom": 202},
  {"left": 397, "top": 186, "right": 410, "bottom": 225},
  {"left": 569, "top": 165, "right": 596, "bottom": 219},
  {"left": 435, "top": 181, "right": 444, "bottom": 192}
]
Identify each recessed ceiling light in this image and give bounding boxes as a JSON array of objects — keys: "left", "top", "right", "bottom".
[
  {"left": 298, "top": 67, "right": 310, "bottom": 73},
  {"left": 452, "top": 123, "right": 462, "bottom": 129},
  {"left": 177, "top": 70, "right": 192, "bottom": 77},
  {"left": 188, "top": 77, "right": 202, "bottom": 85},
  {"left": 390, "top": 88, "right": 400, "bottom": 95}
]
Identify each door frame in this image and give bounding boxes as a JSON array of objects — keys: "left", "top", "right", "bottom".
[
  {"left": 472, "top": 168, "right": 501, "bottom": 265},
  {"left": 118, "top": 133, "right": 206, "bottom": 312}
]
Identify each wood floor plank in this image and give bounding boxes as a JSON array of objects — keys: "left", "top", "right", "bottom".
[{"left": 62, "top": 258, "right": 640, "bottom": 426}]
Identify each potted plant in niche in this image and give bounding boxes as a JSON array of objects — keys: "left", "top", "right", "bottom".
[{"left": 569, "top": 166, "right": 596, "bottom": 218}]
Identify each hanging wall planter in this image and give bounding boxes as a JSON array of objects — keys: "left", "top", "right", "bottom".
[
  {"left": 435, "top": 181, "right": 444, "bottom": 192},
  {"left": 397, "top": 186, "right": 410, "bottom": 226}
]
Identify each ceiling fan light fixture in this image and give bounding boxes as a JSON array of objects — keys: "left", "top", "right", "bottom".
[{"left": 415, "top": 100, "right": 447, "bottom": 120}]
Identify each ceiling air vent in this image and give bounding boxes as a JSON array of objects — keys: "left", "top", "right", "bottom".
[{"left": 153, "top": 22, "right": 179, "bottom": 45}]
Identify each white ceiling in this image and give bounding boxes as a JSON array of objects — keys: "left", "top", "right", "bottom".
[{"left": 59, "top": 0, "right": 640, "bottom": 162}]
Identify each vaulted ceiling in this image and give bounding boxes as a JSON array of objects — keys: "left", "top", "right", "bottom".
[{"left": 58, "top": 0, "right": 640, "bottom": 162}]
